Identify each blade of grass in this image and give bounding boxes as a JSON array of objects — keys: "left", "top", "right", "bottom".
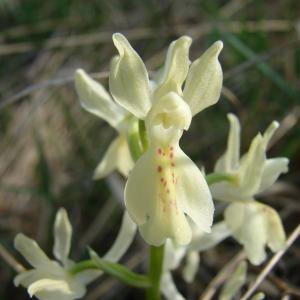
[{"left": 221, "top": 31, "right": 299, "bottom": 102}]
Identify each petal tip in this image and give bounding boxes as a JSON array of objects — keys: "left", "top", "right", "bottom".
[
  {"left": 178, "top": 35, "right": 192, "bottom": 46},
  {"left": 14, "top": 233, "right": 27, "bottom": 249},
  {"left": 75, "top": 68, "right": 85, "bottom": 77},
  {"left": 271, "top": 120, "right": 280, "bottom": 130},
  {"left": 213, "top": 40, "right": 224, "bottom": 54}
]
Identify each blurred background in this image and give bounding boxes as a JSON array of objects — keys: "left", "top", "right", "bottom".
[{"left": 0, "top": 0, "right": 299, "bottom": 299}]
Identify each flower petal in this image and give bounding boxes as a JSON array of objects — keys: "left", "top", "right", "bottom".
[
  {"left": 183, "top": 41, "right": 223, "bottom": 116},
  {"left": 93, "top": 135, "right": 134, "bottom": 179},
  {"left": 182, "top": 250, "right": 199, "bottom": 283},
  {"left": 258, "top": 158, "right": 289, "bottom": 193},
  {"left": 265, "top": 205, "right": 286, "bottom": 252},
  {"left": 145, "top": 92, "right": 192, "bottom": 146},
  {"left": 14, "top": 270, "right": 52, "bottom": 287},
  {"left": 53, "top": 208, "right": 72, "bottom": 264},
  {"left": 262, "top": 121, "right": 279, "bottom": 147},
  {"left": 225, "top": 202, "right": 270, "bottom": 265},
  {"left": 75, "top": 69, "right": 126, "bottom": 129},
  {"left": 125, "top": 146, "right": 192, "bottom": 246},
  {"left": 189, "top": 221, "right": 231, "bottom": 252},
  {"left": 237, "top": 134, "right": 266, "bottom": 198},
  {"left": 227, "top": 202, "right": 268, "bottom": 265},
  {"left": 109, "top": 33, "right": 151, "bottom": 119},
  {"left": 154, "top": 36, "right": 192, "bottom": 98},
  {"left": 215, "top": 114, "right": 241, "bottom": 173},
  {"left": 14, "top": 234, "right": 57, "bottom": 270},
  {"left": 28, "top": 278, "right": 85, "bottom": 300},
  {"left": 161, "top": 272, "right": 186, "bottom": 300},
  {"left": 175, "top": 147, "right": 214, "bottom": 233},
  {"left": 163, "top": 239, "right": 187, "bottom": 271}
]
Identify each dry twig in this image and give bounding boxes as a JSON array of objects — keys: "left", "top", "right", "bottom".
[{"left": 240, "top": 224, "right": 300, "bottom": 300}]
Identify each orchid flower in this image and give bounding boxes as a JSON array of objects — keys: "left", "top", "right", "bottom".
[
  {"left": 14, "top": 208, "right": 137, "bottom": 300},
  {"left": 14, "top": 208, "right": 96, "bottom": 300},
  {"left": 105, "top": 33, "right": 223, "bottom": 246},
  {"left": 75, "top": 69, "right": 134, "bottom": 179},
  {"left": 211, "top": 114, "right": 289, "bottom": 265},
  {"left": 76, "top": 33, "right": 223, "bottom": 246}
]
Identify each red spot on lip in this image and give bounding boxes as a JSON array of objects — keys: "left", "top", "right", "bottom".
[
  {"left": 157, "top": 166, "right": 162, "bottom": 172},
  {"left": 157, "top": 148, "right": 162, "bottom": 155},
  {"left": 169, "top": 153, "right": 173, "bottom": 159},
  {"left": 170, "top": 146, "right": 174, "bottom": 151}
]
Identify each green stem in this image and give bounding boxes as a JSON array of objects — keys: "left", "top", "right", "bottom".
[
  {"left": 205, "top": 172, "right": 236, "bottom": 185},
  {"left": 127, "top": 117, "right": 144, "bottom": 161},
  {"left": 146, "top": 245, "right": 165, "bottom": 300},
  {"left": 69, "top": 260, "right": 98, "bottom": 275},
  {"left": 138, "top": 120, "right": 149, "bottom": 151},
  {"left": 70, "top": 258, "right": 151, "bottom": 289}
]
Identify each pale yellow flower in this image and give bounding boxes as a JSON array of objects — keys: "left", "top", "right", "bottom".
[
  {"left": 14, "top": 209, "right": 95, "bottom": 300},
  {"left": 211, "top": 114, "right": 288, "bottom": 265},
  {"left": 108, "top": 33, "right": 223, "bottom": 246},
  {"left": 76, "top": 33, "right": 223, "bottom": 247}
]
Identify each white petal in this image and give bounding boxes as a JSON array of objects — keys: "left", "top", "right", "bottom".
[
  {"left": 225, "top": 202, "right": 268, "bottom": 265},
  {"left": 189, "top": 221, "right": 231, "bottom": 252},
  {"left": 28, "top": 278, "right": 85, "bottom": 300},
  {"left": 93, "top": 135, "right": 134, "bottom": 179},
  {"left": 75, "top": 69, "right": 126, "bottom": 129},
  {"left": 215, "top": 114, "right": 241, "bottom": 173},
  {"left": 163, "top": 239, "right": 187, "bottom": 271},
  {"left": 225, "top": 202, "right": 267, "bottom": 265},
  {"left": 175, "top": 147, "right": 214, "bottom": 233},
  {"left": 219, "top": 261, "right": 247, "bottom": 300},
  {"left": 109, "top": 33, "right": 151, "bottom": 119},
  {"left": 154, "top": 36, "right": 192, "bottom": 98},
  {"left": 182, "top": 250, "right": 199, "bottom": 283},
  {"left": 262, "top": 121, "right": 279, "bottom": 147},
  {"left": 53, "top": 208, "right": 72, "bottom": 264},
  {"left": 104, "top": 211, "right": 137, "bottom": 262},
  {"left": 14, "top": 270, "right": 50, "bottom": 287},
  {"left": 161, "top": 272, "right": 186, "bottom": 300},
  {"left": 257, "top": 158, "right": 289, "bottom": 193},
  {"left": 265, "top": 205, "right": 286, "bottom": 252},
  {"left": 14, "top": 234, "right": 57, "bottom": 270},
  {"left": 125, "top": 145, "right": 192, "bottom": 246},
  {"left": 146, "top": 92, "right": 192, "bottom": 146},
  {"left": 183, "top": 41, "right": 223, "bottom": 116},
  {"left": 237, "top": 134, "right": 266, "bottom": 198}
]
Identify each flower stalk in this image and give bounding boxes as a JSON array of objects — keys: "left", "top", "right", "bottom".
[{"left": 147, "top": 245, "right": 165, "bottom": 300}]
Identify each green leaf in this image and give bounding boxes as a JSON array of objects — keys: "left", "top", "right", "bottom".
[{"left": 89, "top": 249, "right": 151, "bottom": 289}]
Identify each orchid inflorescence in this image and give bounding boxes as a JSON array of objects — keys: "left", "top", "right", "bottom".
[{"left": 12, "top": 33, "right": 288, "bottom": 300}]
